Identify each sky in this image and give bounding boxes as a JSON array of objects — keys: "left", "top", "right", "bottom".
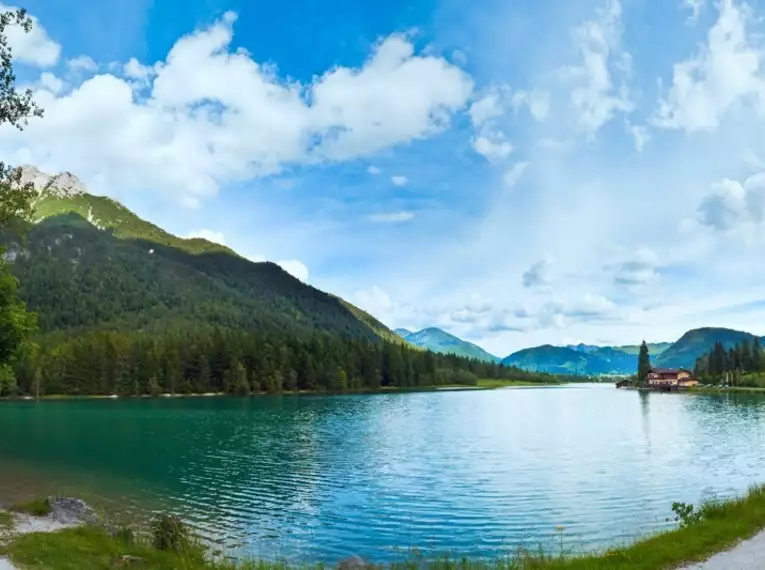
[{"left": 3, "top": 0, "right": 765, "bottom": 356}]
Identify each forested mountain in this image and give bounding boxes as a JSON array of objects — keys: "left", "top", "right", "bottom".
[
  {"left": 502, "top": 329, "right": 765, "bottom": 376},
  {"left": 0, "top": 166, "right": 558, "bottom": 396},
  {"left": 395, "top": 327, "right": 498, "bottom": 362},
  {"left": 501, "top": 345, "right": 611, "bottom": 375},
  {"left": 654, "top": 328, "right": 760, "bottom": 369}
]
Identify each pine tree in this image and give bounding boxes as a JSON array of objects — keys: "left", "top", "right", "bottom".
[{"left": 637, "top": 340, "right": 651, "bottom": 385}]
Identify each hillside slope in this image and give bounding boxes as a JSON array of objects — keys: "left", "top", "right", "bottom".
[
  {"left": 396, "top": 327, "right": 498, "bottom": 362},
  {"left": 4, "top": 166, "right": 398, "bottom": 341},
  {"left": 501, "top": 345, "right": 608, "bottom": 375},
  {"left": 656, "top": 328, "right": 760, "bottom": 369}
]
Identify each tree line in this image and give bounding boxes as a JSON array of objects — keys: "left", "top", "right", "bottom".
[
  {"left": 2, "top": 327, "right": 556, "bottom": 397},
  {"left": 693, "top": 338, "right": 765, "bottom": 385}
]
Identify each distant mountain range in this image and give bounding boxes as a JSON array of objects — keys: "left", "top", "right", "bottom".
[
  {"left": 502, "top": 328, "right": 763, "bottom": 376},
  {"left": 394, "top": 328, "right": 499, "bottom": 362},
  {"left": 394, "top": 325, "right": 764, "bottom": 376}
]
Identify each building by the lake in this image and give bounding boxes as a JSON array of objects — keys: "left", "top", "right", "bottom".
[{"left": 645, "top": 368, "right": 699, "bottom": 391}]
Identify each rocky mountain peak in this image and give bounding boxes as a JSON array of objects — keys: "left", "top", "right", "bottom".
[{"left": 19, "top": 165, "right": 87, "bottom": 198}]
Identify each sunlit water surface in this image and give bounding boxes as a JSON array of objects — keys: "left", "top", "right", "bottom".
[{"left": 2, "top": 385, "right": 765, "bottom": 562}]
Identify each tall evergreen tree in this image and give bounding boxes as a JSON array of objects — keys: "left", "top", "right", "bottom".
[{"left": 637, "top": 340, "right": 651, "bottom": 385}]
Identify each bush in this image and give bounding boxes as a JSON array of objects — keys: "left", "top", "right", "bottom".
[
  {"left": 151, "top": 513, "right": 190, "bottom": 552},
  {"left": 670, "top": 501, "right": 704, "bottom": 528}
]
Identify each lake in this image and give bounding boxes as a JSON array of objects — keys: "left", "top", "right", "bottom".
[{"left": 2, "top": 384, "right": 765, "bottom": 563}]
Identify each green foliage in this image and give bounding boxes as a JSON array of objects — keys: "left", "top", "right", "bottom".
[
  {"left": 0, "top": 509, "right": 13, "bottom": 529},
  {"left": 669, "top": 502, "right": 703, "bottom": 528},
  {"left": 10, "top": 497, "right": 52, "bottom": 516},
  {"left": 694, "top": 337, "right": 765, "bottom": 386},
  {"left": 0, "top": 361, "right": 16, "bottom": 395},
  {"left": 636, "top": 341, "right": 650, "bottom": 386},
  {"left": 9, "top": 326, "right": 554, "bottom": 397},
  {"left": 151, "top": 514, "right": 191, "bottom": 553}
]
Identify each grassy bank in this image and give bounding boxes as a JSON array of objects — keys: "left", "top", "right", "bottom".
[{"left": 6, "top": 485, "right": 765, "bottom": 569}]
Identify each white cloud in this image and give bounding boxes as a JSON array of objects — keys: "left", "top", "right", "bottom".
[
  {"left": 696, "top": 173, "right": 765, "bottom": 234},
  {"left": 0, "top": 13, "right": 473, "bottom": 206},
  {"left": 2, "top": 4, "right": 60, "bottom": 67},
  {"left": 654, "top": 0, "right": 763, "bottom": 132},
  {"left": 123, "top": 57, "right": 154, "bottom": 81},
  {"left": 369, "top": 211, "right": 415, "bottom": 223},
  {"left": 562, "top": 0, "right": 632, "bottom": 137},
  {"left": 469, "top": 87, "right": 507, "bottom": 127},
  {"left": 184, "top": 229, "right": 226, "bottom": 245},
  {"left": 367, "top": 165, "right": 381, "bottom": 175},
  {"left": 274, "top": 259, "right": 309, "bottom": 282},
  {"left": 391, "top": 175, "right": 408, "bottom": 186},
  {"left": 66, "top": 55, "right": 97, "bottom": 73},
  {"left": 511, "top": 89, "right": 551, "bottom": 121},
  {"left": 683, "top": 0, "right": 705, "bottom": 23},
  {"left": 38, "top": 72, "right": 62, "bottom": 94},
  {"left": 626, "top": 121, "right": 650, "bottom": 152},
  {"left": 471, "top": 131, "right": 514, "bottom": 161},
  {"left": 503, "top": 161, "right": 528, "bottom": 187}
]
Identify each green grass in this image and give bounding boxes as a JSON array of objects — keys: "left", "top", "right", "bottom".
[
  {"left": 10, "top": 497, "right": 53, "bottom": 516},
  {"left": 8, "top": 486, "right": 765, "bottom": 569}
]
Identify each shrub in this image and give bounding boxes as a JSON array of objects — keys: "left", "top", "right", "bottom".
[
  {"left": 10, "top": 497, "right": 52, "bottom": 516},
  {"left": 151, "top": 513, "right": 190, "bottom": 552}
]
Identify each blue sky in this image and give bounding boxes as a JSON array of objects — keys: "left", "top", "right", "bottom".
[{"left": 4, "top": 0, "right": 765, "bottom": 355}]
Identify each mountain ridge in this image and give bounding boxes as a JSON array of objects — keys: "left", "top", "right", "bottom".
[{"left": 394, "top": 327, "right": 498, "bottom": 362}]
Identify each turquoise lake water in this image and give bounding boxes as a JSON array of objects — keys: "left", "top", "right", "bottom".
[{"left": 2, "top": 384, "right": 765, "bottom": 563}]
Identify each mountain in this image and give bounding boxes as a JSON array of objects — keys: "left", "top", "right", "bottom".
[
  {"left": 655, "top": 327, "right": 760, "bottom": 369},
  {"left": 396, "top": 327, "right": 498, "bottom": 362},
  {"left": 616, "top": 342, "right": 673, "bottom": 356},
  {"left": 5, "top": 167, "right": 396, "bottom": 341},
  {"left": 24, "top": 166, "right": 233, "bottom": 256},
  {"left": 565, "top": 343, "right": 601, "bottom": 354},
  {"left": 501, "top": 329, "right": 764, "bottom": 376},
  {"left": 501, "top": 345, "right": 609, "bottom": 375}
]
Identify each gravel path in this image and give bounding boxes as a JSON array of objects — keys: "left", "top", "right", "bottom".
[{"left": 682, "top": 529, "right": 765, "bottom": 569}]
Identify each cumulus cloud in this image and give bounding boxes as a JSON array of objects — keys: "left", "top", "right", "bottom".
[
  {"left": 471, "top": 131, "right": 514, "bottom": 161},
  {"left": 511, "top": 89, "right": 551, "bottom": 121},
  {"left": 503, "top": 161, "right": 528, "bottom": 187},
  {"left": 522, "top": 258, "right": 553, "bottom": 289},
  {"left": 123, "top": 57, "right": 154, "bottom": 80},
  {"left": 2, "top": 3, "right": 60, "bottom": 67},
  {"left": 0, "top": 12, "right": 473, "bottom": 207},
  {"left": 696, "top": 173, "right": 765, "bottom": 233},
  {"left": 369, "top": 211, "right": 415, "bottom": 223},
  {"left": 391, "top": 175, "right": 408, "bottom": 186},
  {"left": 654, "top": 0, "right": 763, "bottom": 132},
  {"left": 38, "top": 72, "right": 62, "bottom": 94},
  {"left": 561, "top": 0, "right": 632, "bottom": 137},
  {"left": 66, "top": 55, "right": 97, "bottom": 73}
]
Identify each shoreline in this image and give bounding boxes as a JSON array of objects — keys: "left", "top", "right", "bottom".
[
  {"left": 0, "top": 379, "right": 565, "bottom": 402},
  {"left": 5, "top": 485, "right": 765, "bottom": 569}
]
